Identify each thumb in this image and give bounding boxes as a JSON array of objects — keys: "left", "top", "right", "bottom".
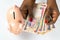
[{"left": 44, "top": 7, "right": 53, "bottom": 25}]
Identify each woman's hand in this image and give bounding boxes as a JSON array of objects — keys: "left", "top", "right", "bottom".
[
  {"left": 45, "top": 0, "right": 59, "bottom": 25},
  {"left": 20, "top": 0, "right": 35, "bottom": 19}
]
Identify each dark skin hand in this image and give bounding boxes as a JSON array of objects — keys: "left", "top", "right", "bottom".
[
  {"left": 45, "top": 0, "right": 59, "bottom": 25},
  {"left": 20, "top": 0, "right": 59, "bottom": 24},
  {"left": 20, "top": 0, "right": 35, "bottom": 19}
]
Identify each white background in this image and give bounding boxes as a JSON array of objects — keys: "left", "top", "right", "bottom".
[{"left": 0, "top": 0, "right": 60, "bottom": 40}]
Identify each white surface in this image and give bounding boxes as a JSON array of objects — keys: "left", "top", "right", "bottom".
[{"left": 0, "top": 0, "right": 60, "bottom": 40}]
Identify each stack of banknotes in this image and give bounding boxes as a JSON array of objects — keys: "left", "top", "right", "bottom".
[{"left": 22, "top": 3, "right": 55, "bottom": 35}]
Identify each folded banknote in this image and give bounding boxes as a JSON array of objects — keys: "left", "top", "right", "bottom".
[{"left": 23, "top": 3, "right": 55, "bottom": 35}]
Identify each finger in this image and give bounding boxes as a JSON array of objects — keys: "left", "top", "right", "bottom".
[
  {"left": 33, "top": 3, "right": 37, "bottom": 7},
  {"left": 52, "top": 10, "right": 59, "bottom": 23},
  {"left": 47, "top": 10, "right": 59, "bottom": 25},
  {"left": 45, "top": 7, "right": 50, "bottom": 16},
  {"left": 20, "top": 5, "right": 28, "bottom": 19},
  {"left": 28, "top": 8, "right": 33, "bottom": 18}
]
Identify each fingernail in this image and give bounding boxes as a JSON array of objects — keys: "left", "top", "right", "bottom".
[
  {"left": 29, "top": 18, "right": 33, "bottom": 22},
  {"left": 45, "top": 19, "right": 48, "bottom": 23}
]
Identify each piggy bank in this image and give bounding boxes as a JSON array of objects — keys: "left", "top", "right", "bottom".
[
  {"left": 7, "top": 3, "right": 55, "bottom": 35},
  {"left": 7, "top": 5, "right": 24, "bottom": 35}
]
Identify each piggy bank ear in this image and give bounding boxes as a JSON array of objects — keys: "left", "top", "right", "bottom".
[{"left": 7, "top": 5, "right": 24, "bottom": 35}]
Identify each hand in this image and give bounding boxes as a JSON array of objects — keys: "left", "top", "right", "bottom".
[
  {"left": 45, "top": 0, "right": 59, "bottom": 25},
  {"left": 7, "top": 5, "right": 24, "bottom": 35},
  {"left": 20, "top": 0, "right": 35, "bottom": 19}
]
